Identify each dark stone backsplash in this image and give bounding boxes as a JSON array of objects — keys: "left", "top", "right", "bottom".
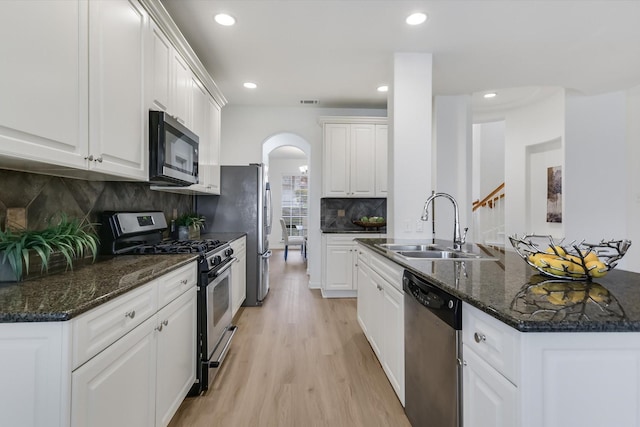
[
  {"left": 0, "top": 169, "right": 192, "bottom": 240},
  {"left": 321, "top": 198, "right": 386, "bottom": 231}
]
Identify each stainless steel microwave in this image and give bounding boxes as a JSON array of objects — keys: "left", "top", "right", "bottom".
[{"left": 149, "top": 111, "right": 199, "bottom": 186}]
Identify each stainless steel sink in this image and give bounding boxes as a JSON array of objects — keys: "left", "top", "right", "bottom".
[
  {"left": 377, "top": 243, "right": 442, "bottom": 252},
  {"left": 375, "top": 243, "right": 497, "bottom": 260},
  {"left": 395, "top": 250, "right": 488, "bottom": 259}
]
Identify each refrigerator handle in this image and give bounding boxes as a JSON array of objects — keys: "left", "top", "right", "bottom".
[
  {"left": 261, "top": 250, "right": 273, "bottom": 259},
  {"left": 265, "top": 183, "right": 273, "bottom": 234}
]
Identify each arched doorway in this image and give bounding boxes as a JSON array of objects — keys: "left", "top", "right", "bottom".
[{"left": 262, "top": 133, "right": 312, "bottom": 270}]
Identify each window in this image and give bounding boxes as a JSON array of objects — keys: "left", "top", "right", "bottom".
[{"left": 281, "top": 174, "right": 308, "bottom": 238}]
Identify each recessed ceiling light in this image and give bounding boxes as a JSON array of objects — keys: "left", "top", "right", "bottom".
[
  {"left": 214, "top": 13, "right": 236, "bottom": 26},
  {"left": 377, "top": 85, "right": 389, "bottom": 93},
  {"left": 406, "top": 12, "right": 427, "bottom": 26},
  {"left": 483, "top": 92, "right": 497, "bottom": 99},
  {"left": 243, "top": 82, "right": 257, "bottom": 89}
]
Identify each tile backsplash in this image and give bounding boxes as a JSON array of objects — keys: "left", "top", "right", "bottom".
[
  {"left": 0, "top": 169, "right": 192, "bottom": 235},
  {"left": 321, "top": 198, "right": 387, "bottom": 231}
]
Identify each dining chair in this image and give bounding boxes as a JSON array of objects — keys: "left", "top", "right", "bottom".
[{"left": 280, "top": 218, "right": 305, "bottom": 261}]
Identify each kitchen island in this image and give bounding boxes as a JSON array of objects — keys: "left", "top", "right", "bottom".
[{"left": 356, "top": 237, "right": 640, "bottom": 427}]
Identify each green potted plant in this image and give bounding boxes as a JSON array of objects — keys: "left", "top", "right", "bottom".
[
  {"left": 0, "top": 215, "right": 99, "bottom": 282},
  {"left": 175, "top": 213, "right": 206, "bottom": 240}
]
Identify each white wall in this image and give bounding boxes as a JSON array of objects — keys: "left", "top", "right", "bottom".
[
  {"left": 626, "top": 85, "right": 640, "bottom": 273},
  {"left": 267, "top": 157, "right": 307, "bottom": 250},
  {"left": 504, "top": 88, "right": 565, "bottom": 239},
  {"left": 220, "top": 105, "right": 386, "bottom": 289},
  {"left": 565, "top": 91, "right": 628, "bottom": 268},
  {"left": 473, "top": 121, "right": 505, "bottom": 200}
]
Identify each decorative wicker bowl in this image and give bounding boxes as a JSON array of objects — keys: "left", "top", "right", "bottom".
[
  {"left": 509, "top": 234, "right": 631, "bottom": 281},
  {"left": 352, "top": 220, "right": 386, "bottom": 229}
]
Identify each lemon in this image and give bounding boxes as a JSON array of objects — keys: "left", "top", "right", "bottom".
[
  {"left": 545, "top": 245, "right": 566, "bottom": 256},
  {"left": 547, "top": 258, "right": 571, "bottom": 274},
  {"left": 586, "top": 261, "right": 608, "bottom": 278},
  {"left": 582, "top": 251, "right": 599, "bottom": 263}
]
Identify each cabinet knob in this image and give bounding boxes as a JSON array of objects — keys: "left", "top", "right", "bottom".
[
  {"left": 474, "top": 332, "right": 486, "bottom": 343},
  {"left": 155, "top": 324, "right": 163, "bottom": 332},
  {"left": 181, "top": 279, "right": 188, "bottom": 285},
  {"left": 162, "top": 319, "right": 169, "bottom": 327},
  {"left": 125, "top": 310, "right": 136, "bottom": 319},
  {"left": 84, "top": 155, "right": 94, "bottom": 161},
  {"left": 95, "top": 156, "right": 103, "bottom": 163}
]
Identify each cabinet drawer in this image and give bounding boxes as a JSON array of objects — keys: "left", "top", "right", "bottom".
[
  {"left": 72, "top": 281, "right": 157, "bottom": 370},
  {"left": 370, "top": 252, "right": 403, "bottom": 291},
  {"left": 462, "top": 302, "right": 520, "bottom": 385},
  {"left": 356, "top": 244, "right": 372, "bottom": 266},
  {"left": 157, "top": 261, "right": 197, "bottom": 309},
  {"left": 230, "top": 236, "right": 246, "bottom": 253}
]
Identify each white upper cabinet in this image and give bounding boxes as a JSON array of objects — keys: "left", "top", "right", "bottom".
[
  {"left": 148, "top": 20, "right": 171, "bottom": 113},
  {"left": 88, "top": 0, "right": 148, "bottom": 181},
  {"left": 320, "top": 117, "right": 388, "bottom": 197},
  {"left": 0, "top": 0, "right": 148, "bottom": 181},
  {"left": 170, "top": 51, "right": 192, "bottom": 128},
  {"left": 0, "top": 0, "right": 88, "bottom": 171}
]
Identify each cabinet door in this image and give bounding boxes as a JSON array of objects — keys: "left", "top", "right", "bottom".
[
  {"left": 367, "top": 269, "right": 385, "bottom": 358},
  {"left": 382, "top": 281, "right": 405, "bottom": 405},
  {"left": 72, "top": 316, "right": 157, "bottom": 427},
  {"left": 206, "top": 97, "right": 222, "bottom": 194},
  {"left": 170, "top": 50, "right": 191, "bottom": 127},
  {"left": 324, "top": 244, "right": 355, "bottom": 291},
  {"left": 0, "top": 322, "right": 70, "bottom": 427},
  {"left": 375, "top": 124, "right": 388, "bottom": 196},
  {"left": 148, "top": 20, "right": 171, "bottom": 112},
  {"left": 0, "top": 0, "right": 88, "bottom": 169},
  {"left": 350, "top": 124, "right": 376, "bottom": 197},
  {"left": 463, "top": 345, "right": 518, "bottom": 427},
  {"left": 231, "top": 237, "right": 247, "bottom": 316},
  {"left": 88, "top": 0, "right": 148, "bottom": 180},
  {"left": 323, "top": 124, "right": 350, "bottom": 196},
  {"left": 155, "top": 287, "right": 197, "bottom": 427}
]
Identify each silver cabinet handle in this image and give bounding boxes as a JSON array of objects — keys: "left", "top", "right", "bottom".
[
  {"left": 162, "top": 319, "right": 169, "bottom": 327},
  {"left": 95, "top": 156, "right": 103, "bottom": 163},
  {"left": 474, "top": 332, "right": 486, "bottom": 343},
  {"left": 181, "top": 279, "right": 188, "bottom": 285},
  {"left": 84, "top": 155, "right": 94, "bottom": 161},
  {"left": 155, "top": 324, "right": 163, "bottom": 332},
  {"left": 125, "top": 310, "right": 135, "bottom": 319}
]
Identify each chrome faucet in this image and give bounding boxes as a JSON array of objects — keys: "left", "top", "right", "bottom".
[{"left": 420, "top": 192, "right": 468, "bottom": 251}]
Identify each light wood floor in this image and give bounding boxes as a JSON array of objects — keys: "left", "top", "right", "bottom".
[{"left": 168, "top": 249, "right": 411, "bottom": 427}]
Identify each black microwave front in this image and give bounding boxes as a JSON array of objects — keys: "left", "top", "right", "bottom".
[{"left": 149, "top": 111, "right": 199, "bottom": 186}]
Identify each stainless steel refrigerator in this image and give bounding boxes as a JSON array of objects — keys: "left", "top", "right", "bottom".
[{"left": 196, "top": 164, "right": 272, "bottom": 306}]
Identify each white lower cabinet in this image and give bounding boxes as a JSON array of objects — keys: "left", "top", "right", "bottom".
[
  {"left": 0, "top": 261, "right": 197, "bottom": 427},
  {"left": 355, "top": 244, "right": 404, "bottom": 405},
  {"left": 462, "top": 301, "right": 640, "bottom": 427},
  {"left": 321, "top": 233, "right": 383, "bottom": 298},
  {"left": 72, "top": 280, "right": 196, "bottom": 427},
  {"left": 230, "top": 236, "right": 247, "bottom": 317},
  {"left": 462, "top": 343, "right": 518, "bottom": 427},
  {"left": 71, "top": 313, "right": 158, "bottom": 427}
]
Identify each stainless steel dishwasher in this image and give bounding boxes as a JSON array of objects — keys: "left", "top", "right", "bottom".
[{"left": 403, "top": 270, "right": 463, "bottom": 427}]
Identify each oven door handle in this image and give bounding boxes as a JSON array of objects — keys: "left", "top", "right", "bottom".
[
  {"left": 208, "top": 257, "right": 237, "bottom": 279},
  {"left": 207, "top": 325, "right": 238, "bottom": 368}
]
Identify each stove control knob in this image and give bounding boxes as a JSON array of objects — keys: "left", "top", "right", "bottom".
[
  {"left": 213, "top": 255, "right": 222, "bottom": 266},
  {"left": 225, "top": 248, "right": 234, "bottom": 257}
]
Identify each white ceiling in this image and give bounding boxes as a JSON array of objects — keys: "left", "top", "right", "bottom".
[{"left": 159, "top": 0, "right": 640, "bottom": 111}]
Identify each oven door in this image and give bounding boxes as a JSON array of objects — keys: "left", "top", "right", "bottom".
[{"left": 201, "top": 258, "right": 237, "bottom": 389}]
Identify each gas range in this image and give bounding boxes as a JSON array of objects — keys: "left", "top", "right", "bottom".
[
  {"left": 99, "top": 211, "right": 238, "bottom": 395},
  {"left": 99, "top": 211, "right": 233, "bottom": 269}
]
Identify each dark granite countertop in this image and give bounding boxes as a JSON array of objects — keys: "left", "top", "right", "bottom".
[
  {"left": 356, "top": 237, "right": 640, "bottom": 333},
  {"left": 0, "top": 254, "right": 198, "bottom": 323}
]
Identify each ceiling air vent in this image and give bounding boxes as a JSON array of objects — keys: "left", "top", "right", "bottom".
[{"left": 300, "top": 99, "right": 319, "bottom": 105}]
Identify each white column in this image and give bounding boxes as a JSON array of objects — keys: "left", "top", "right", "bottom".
[
  {"left": 433, "top": 95, "right": 473, "bottom": 242},
  {"left": 388, "top": 53, "right": 433, "bottom": 238}
]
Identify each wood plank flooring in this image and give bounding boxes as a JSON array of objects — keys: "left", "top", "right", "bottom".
[{"left": 169, "top": 249, "right": 411, "bottom": 427}]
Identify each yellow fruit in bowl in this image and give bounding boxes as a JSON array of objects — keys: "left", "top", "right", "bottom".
[
  {"left": 545, "top": 245, "right": 566, "bottom": 256},
  {"left": 582, "top": 251, "right": 599, "bottom": 263},
  {"left": 547, "top": 258, "right": 571, "bottom": 274},
  {"left": 586, "top": 260, "right": 608, "bottom": 278},
  {"left": 528, "top": 253, "right": 553, "bottom": 267}
]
